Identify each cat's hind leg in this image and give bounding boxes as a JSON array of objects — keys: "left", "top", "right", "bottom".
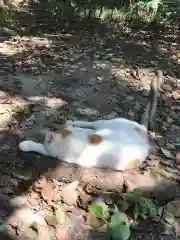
[{"left": 19, "top": 140, "right": 50, "bottom": 156}]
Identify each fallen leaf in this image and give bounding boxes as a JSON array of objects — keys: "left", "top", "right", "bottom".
[
  {"left": 45, "top": 210, "right": 70, "bottom": 228},
  {"left": 33, "top": 176, "right": 58, "bottom": 204},
  {"left": 45, "top": 213, "right": 57, "bottom": 226},
  {"left": 124, "top": 181, "right": 138, "bottom": 193},
  {"left": 78, "top": 190, "right": 92, "bottom": 210},
  {"left": 86, "top": 211, "right": 104, "bottom": 229},
  {"left": 90, "top": 198, "right": 109, "bottom": 220},
  {"left": 61, "top": 181, "right": 79, "bottom": 206},
  {"left": 109, "top": 212, "right": 130, "bottom": 240},
  {"left": 7, "top": 208, "right": 51, "bottom": 240}
]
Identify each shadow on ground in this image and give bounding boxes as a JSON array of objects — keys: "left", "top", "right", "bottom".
[{"left": 0, "top": 3, "right": 180, "bottom": 238}]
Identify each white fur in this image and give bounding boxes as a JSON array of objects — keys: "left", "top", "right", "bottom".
[
  {"left": 19, "top": 140, "right": 49, "bottom": 156},
  {"left": 19, "top": 118, "right": 150, "bottom": 171}
]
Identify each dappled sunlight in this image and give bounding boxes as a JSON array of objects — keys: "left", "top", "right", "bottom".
[
  {"left": 0, "top": 42, "right": 20, "bottom": 55},
  {"left": 0, "top": 1, "right": 180, "bottom": 237}
]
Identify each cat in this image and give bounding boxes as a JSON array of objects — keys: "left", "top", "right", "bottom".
[{"left": 19, "top": 70, "right": 163, "bottom": 171}]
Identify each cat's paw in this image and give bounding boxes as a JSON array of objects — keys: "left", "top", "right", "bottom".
[{"left": 19, "top": 140, "right": 33, "bottom": 152}]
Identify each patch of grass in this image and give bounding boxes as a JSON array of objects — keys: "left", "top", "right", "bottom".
[{"left": 12, "top": 106, "right": 27, "bottom": 117}]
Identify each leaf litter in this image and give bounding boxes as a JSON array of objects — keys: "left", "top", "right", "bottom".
[
  {"left": 1, "top": 28, "right": 180, "bottom": 240},
  {"left": 32, "top": 176, "right": 59, "bottom": 204}
]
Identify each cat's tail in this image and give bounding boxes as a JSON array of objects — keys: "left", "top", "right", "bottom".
[
  {"left": 141, "top": 69, "right": 163, "bottom": 129},
  {"left": 19, "top": 140, "right": 49, "bottom": 156}
]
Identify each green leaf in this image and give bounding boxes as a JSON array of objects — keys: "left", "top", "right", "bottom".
[
  {"left": 110, "top": 212, "right": 128, "bottom": 226},
  {"left": 133, "top": 197, "right": 158, "bottom": 219},
  {"left": 109, "top": 217, "right": 130, "bottom": 240},
  {"left": 163, "top": 212, "right": 176, "bottom": 225},
  {"left": 90, "top": 200, "right": 108, "bottom": 220},
  {"left": 124, "top": 188, "right": 143, "bottom": 203},
  {"left": 12, "top": 107, "right": 26, "bottom": 116},
  {"left": 132, "top": 188, "right": 143, "bottom": 195},
  {"left": 55, "top": 209, "right": 66, "bottom": 225},
  {"left": 45, "top": 213, "right": 57, "bottom": 226}
]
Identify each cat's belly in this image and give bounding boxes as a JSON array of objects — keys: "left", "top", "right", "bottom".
[{"left": 76, "top": 138, "right": 149, "bottom": 170}]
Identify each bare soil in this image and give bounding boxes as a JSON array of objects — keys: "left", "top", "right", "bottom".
[{"left": 0, "top": 19, "right": 180, "bottom": 239}]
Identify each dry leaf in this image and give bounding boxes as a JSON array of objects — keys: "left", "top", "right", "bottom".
[
  {"left": 86, "top": 211, "right": 103, "bottom": 228},
  {"left": 78, "top": 190, "right": 92, "bottom": 210},
  {"left": 7, "top": 208, "right": 51, "bottom": 240},
  {"left": 33, "top": 176, "right": 58, "bottom": 204},
  {"left": 124, "top": 180, "right": 138, "bottom": 193},
  {"left": 61, "top": 181, "right": 79, "bottom": 206}
]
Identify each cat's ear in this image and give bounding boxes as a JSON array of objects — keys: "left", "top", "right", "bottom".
[
  {"left": 88, "top": 134, "right": 102, "bottom": 145},
  {"left": 60, "top": 128, "right": 72, "bottom": 137}
]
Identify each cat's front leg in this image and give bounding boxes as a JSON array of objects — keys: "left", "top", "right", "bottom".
[{"left": 19, "top": 140, "right": 50, "bottom": 156}]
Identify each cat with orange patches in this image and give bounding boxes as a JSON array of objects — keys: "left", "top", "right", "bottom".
[
  {"left": 19, "top": 70, "right": 163, "bottom": 171},
  {"left": 19, "top": 122, "right": 149, "bottom": 171}
]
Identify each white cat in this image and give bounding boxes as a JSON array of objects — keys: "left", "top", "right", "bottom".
[
  {"left": 19, "top": 70, "right": 162, "bottom": 171},
  {"left": 19, "top": 118, "right": 149, "bottom": 171}
]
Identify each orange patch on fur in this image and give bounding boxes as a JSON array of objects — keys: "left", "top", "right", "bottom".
[
  {"left": 60, "top": 128, "right": 72, "bottom": 137},
  {"left": 88, "top": 134, "right": 102, "bottom": 145},
  {"left": 134, "top": 127, "right": 147, "bottom": 138}
]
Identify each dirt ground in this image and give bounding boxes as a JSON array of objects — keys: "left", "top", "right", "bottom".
[{"left": 0, "top": 20, "right": 180, "bottom": 239}]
